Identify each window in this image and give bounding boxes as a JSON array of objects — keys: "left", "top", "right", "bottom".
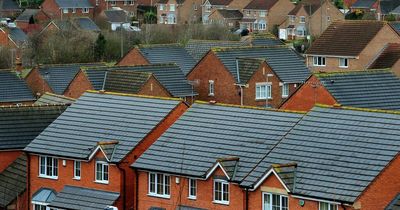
[
  {"left": 313, "top": 56, "right": 326, "bottom": 66},
  {"left": 214, "top": 180, "right": 229, "bottom": 204},
  {"left": 256, "top": 83, "right": 271, "bottom": 100},
  {"left": 95, "top": 161, "right": 109, "bottom": 183},
  {"left": 124, "top": 0, "right": 127, "bottom": 5},
  {"left": 188, "top": 179, "right": 197, "bottom": 199},
  {"left": 193, "top": 3, "right": 198, "bottom": 10},
  {"left": 327, "top": 16, "right": 331, "bottom": 21},
  {"left": 297, "top": 28, "right": 305, "bottom": 36},
  {"left": 339, "top": 58, "right": 348, "bottom": 68},
  {"left": 33, "top": 204, "right": 47, "bottom": 210},
  {"left": 159, "top": 4, "right": 164, "bottom": 10},
  {"left": 74, "top": 161, "right": 81, "bottom": 179},
  {"left": 82, "top": 8, "right": 89, "bottom": 13},
  {"left": 282, "top": 83, "right": 289, "bottom": 97},
  {"left": 300, "top": 16, "right": 305, "bottom": 23},
  {"left": 205, "top": 4, "right": 211, "bottom": 12},
  {"left": 167, "top": 14, "right": 176, "bottom": 24},
  {"left": 289, "top": 15, "right": 295, "bottom": 22},
  {"left": 170, "top": 4, "right": 175, "bottom": 11},
  {"left": 208, "top": 80, "right": 214, "bottom": 96},
  {"left": 110, "top": 1, "right": 116, "bottom": 5},
  {"left": 72, "top": 8, "right": 76, "bottom": 13},
  {"left": 262, "top": 193, "right": 288, "bottom": 210},
  {"left": 319, "top": 202, "right": 338, "bottom": 210},
  {"left": 246, "top": 10, "right": 251, "bottom": 16},
  {"left": 39, "top": 156, "right": 58, "bottom": 178},
  {"left": 95, "top": 0, "right": 99, "bottom": 6},
  {"left": 129, "top": 1, "right": 134, "bottom": 5},
  {"left": 259, "top": 10, "right": 266, "bottom": 17},
  {"left": 258, "top": 21, "right": 266, "bottom": 30},
  {"left": 148, "top": 173, "right": 170, "bottom": 197},
  {"left": 63, "top": 8, "right": 68, "bottom": 13}
]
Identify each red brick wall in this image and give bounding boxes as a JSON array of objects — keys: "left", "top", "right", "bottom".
[
  {"left": 0, "top": 29, "right": 9, "bottom": 47},
  {"left": 24, "top": 68, "right": 53, "bottom": 97},
  {"left": 116, "top": 49, "right": 150, "bottom": 66},
  {"left": 138, "top": 75, "right": 172, "bottom": 97},
  {"left": 137, "top": 167, "right": 244, "bottom": 210},
  {"left": 0, "top": 150, "right": 22, "bottom": 173},
  {"left": 64, "top": 70, "right": 94, "bottom": 98},
  {"left": 41, "top": 0, "right": 94, "bottom": 19},
  {"left": 280, "top": 75, "right": 337, "bottom": 111}
]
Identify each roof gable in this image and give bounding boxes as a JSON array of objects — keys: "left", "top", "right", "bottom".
[
  {"left": 104, "top": 70, "right": 152, "bottom": 94},
  {"left": 369, "top": 43, "right": 400, "bottom": 69}
]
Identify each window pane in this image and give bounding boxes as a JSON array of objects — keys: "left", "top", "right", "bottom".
[
  {"left": 320, "top": 202, "right": 329, "bottom": 210},
  {"left": 272, "top": 194, "right": 280, "bottom": 210},
  {"left": 214, "top": 181, "right": 221, "bottom": 201},
  {"left": 156, "top": 174, "right": 163, "bottom": 194},
  {"left": 222, "top": 183, "right": 229, "bottom": 201},
  {"left": 103, "top": 164, "right": 109, "bottom": 181},
  {"left": 40, "top": 156, "right": 45, "bottom": 175},
  {"left": 96, "top": 163, "right": 102, "bottom": 180},
  {"left": 330, "top": 204, "right": 338, "bottom": 210},
  {"left": 282, "top": 196, "right": 288, "bottom": 210},
  {"left": 189, "top": 179, "right": 196, "bottom": 197},
  {"left": 263, "top": 194, "right": 271, "bottom": 210},
  {"left": 164, "top": 175, "right": 170, "bottom": 195},
  {"left": 53, "top": 158, "right": 58, "bottom": 176},
  {"left": 149, "top": 173, "right": 155, "bottom": 193}
]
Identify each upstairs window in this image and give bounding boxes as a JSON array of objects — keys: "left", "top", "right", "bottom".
[
  {"left": 339, "top": 58, "right": 348, "bottom": 68},
  {"left": 205, "top": 4, "right": 211, "bottom": 12},
  {"left": 95, "top": 161, "right": 109, "bottom": 183},
  {"left": 259, "top": 10, "right": 266, "bottom": 17},
  {"left": 188, "top": 179, "right": 197, "bottom": 199},
  {"left": 263, "top": 193, "right": 288, "bottom": 210},
  {"left": 129, "top": 1, "right": 134, "bottom": 5},
  {"left": 214, "top": 180, "right": 229, "bottom": 204},
  {"left": 148, "top": 173, "right": 171, "bottom": 198},
  {"left": 246, "top": 10, "right": 251, "bottom": 16},
  {"left": 74, "top": 160, "right": 81, "bottom": 179},
  {"left": 319, "top": 202, "right": 338, "bottom": 210},
  {"left": 170, "top": 4, "right": 175, "bottom": 11},
  {"left": 159, "top": 4, "right": 164, "bottom": 10},
  {"left": 39, "top": 156, "right": 58, "bottom": 178},
  {"left": 300, "top": 16, "right": 306, "bottom": 23},
  {"left": 110, "top": 1, "right": 116, "bottom": 6},
  {"left": 282, "top": 83, "right": 289, "bottom": 97},
  {"left": 63, "top": 8, "right": 68, "bottom": 13},
  {"left": 289, "top": 15, "right": 295, "bottom": 22},
  {"left": 208, "top": 80, "right": 215, "bottom": 96},
  {"left": 313, "top": 56, "right": 326, "bottom": 66},
  {"left": 72, "top": 8, "right": 76, "bottom": 13},
  {"left": 256, "top": 83, "right": 272, "bottom": 100},
  {"left": 82, "top": 8, "right": 89, "bottom": 13}
]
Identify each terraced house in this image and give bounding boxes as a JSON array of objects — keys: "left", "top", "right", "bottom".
[
  {"left": 202, "top": 0, "right": 252, "bottom": 24},
  {"left": 24, "top": 91, "right": 189, "bottom": 210},
  {"left": 305, "top": 20, "right": 400, "bottom": 72},
  {"left": 156, "top": 0, "right": 202, "bottom": 24},
  {"left": 187, "top": 46, "right": 310, "bottom": 108},
  {"left": 133, "top": 103, "right": 400, "bottom": 210},
  {"left": 40, "top": 0, "right": 95, "bottom": 19}
]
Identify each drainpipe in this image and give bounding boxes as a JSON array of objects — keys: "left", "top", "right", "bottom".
[
  {"left": 26, "top": 152, "right": 30, "bottom": 210},
  {"left": 116, "top": 163, "right": 126, "bottom": 210},
  {"left": 245, "top": 188, "right": 249, "bottom": 210},
  {"left": 135, "top": 169, "right": 139, "bottom": 210},
  {"left": 240, "top": 85, "right": 243, "bottom": 106}
]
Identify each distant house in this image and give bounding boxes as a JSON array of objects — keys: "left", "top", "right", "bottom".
[
  {"left": 208, "top": 9, "right": 242, "bottom": 29},
  {"left": 15, "top": 9, "right": 50, "bottom": 31},
  {"left": 41, "top": 17, "right": 100, "bottom": 33},
  {"left": 0, "top": 69, "right": 35, "bottom": 105},
  {"left": 0, "top": 0, "right": 22, "bottom": 18},
  {"left": 350, "top": 0, "right": 400, "bottom": 20},
  {"left": 156, "top": 0, "right": 202, "bottom": 24},
  {"left": 184, "top": 39, "right": 244, "bottom": 61},
  {"left": 117, "top": 44, "right": 197, "bottom": 75},
  {"left": 201, "top": 0, "right": 253, "bottom": 24},
  {"left": 34, "top": 92, "right": 76, "bottom": 105},
  {"left": 40, "top": 0, "right": 95, "bottom": 19},
  {"left": 280, "top": 69, "right": 400, "bottom": 111},
  {"left": 305, "top": 20, "right": 400, "bottom": 72},
  {"left": 102, "top": 9, "right": 130, "bottom": 30},
  {"left": 240, "top": 0, "right": 295, "bottom": 32},
  {"left": 368, "top": 43, "right": 400, "bottom": 75},
  {"left": 0, "top": 155, "right": 26, "bottom": 210},
  {"left": 279, "top": 0, "right": 344, "bottom": 40},
  {"left": 0, "top": 27, "right": 28, "bottom": 48},
  {"left": 187, "top": 46, "right": 310, "bottom": 108}
]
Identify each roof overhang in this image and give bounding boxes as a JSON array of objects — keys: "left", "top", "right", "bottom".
[{"left": 250, "top": 168, "right": 291, "bottom": 192}]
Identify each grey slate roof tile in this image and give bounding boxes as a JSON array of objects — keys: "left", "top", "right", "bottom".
[
  {"left": 104, "top": 10, "right": 128, "bottom": 23},
  {"left": 74, "top": 17, "right": 100, "bottom": 31},
  {"left": 24, "top": 92, "right": 183, "bottom": 162},
  {"left": 212, "top": 46, "right": 310, "bottom": 83},
  {"left": 55, "top": 0, "right": 93, "bottom": 8},
  {"left": 48, "top": 185, "right": 119, "bottom": 210},
  {"left": 0, "top": 154, "right": 26, "bottom": 208},
  {"left": 242, "top": 106, "right": 400, "bottom": 203},
  {"left": 16, "top": 9, "right": 40, "bottom": 22},
  {"left": 0, "top": 105, "right": 68, "bottom": 150},
  {"left": 104, "top": 70, "right": 152, "bottom": 94},
  {"left": 184, "top": 39, "right": 244, "bottom": 61},
  {"left": 139, "top": 44, "right": 197, "bottom": 76},
  {"left": 316, "top": 70, "right": 400, "bottom": 110},
  {"left": 32, "top": 188, "right": 56, "bottom": 203},
  {"left": 351, "top": 0, "right": 376, "bottom": 8},
  {"left": 132, "top": 103, "right": 304, "bottom": 182},
  {"left": 386, "top": 193, "right": 400, "bottom": 210},
  {"left": 34, "top": 92, "right": 76, "bottom": 105},
  {"left": 0, "top": 70, "right": 34, "bottom": 103},
  {"left": 0, "top": 0, "right": 20, "bottom": 11}
]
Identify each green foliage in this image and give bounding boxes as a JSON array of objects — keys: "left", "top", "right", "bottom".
[
  {"left": 334, "top": 0, "right": 344, "bottom": 9},
  {"left": 144, "top": 11, "right": 157, "bottom": 24},
  {"left": 94, "top": 33, "right": 106, "bottom": 61},
  {"left": 272, "top": 25, "right": 279, "bottom": 38},
  {"left": 385, "top": 14, "right": 396, "bottom": 22},
  {"left": 345, "top": 11, "right": 364, "bottom": 20}
]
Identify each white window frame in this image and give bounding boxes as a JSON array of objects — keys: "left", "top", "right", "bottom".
[
  {"left": 95, "top": 0, "right": 99, "bottom": 6},
  {"left": 95, "top": 161, "right": 109, "bottom": 184},
  {"left": 62, "top": 8, "right": 68, "bottom": 14},
  {"left": 313, "top": 56, "right": 326, "bottom": 66},
  {"left": 205, "top": 4, "right": 211, "bottom": 12},
  {"left": 82, "top": 8, "right": 89, "bottom": 13},
  {"left": 74, "top": 160, "right": 81, "bottom": 180},
  {"left": 319, "top": 202, "right": 338, "bottom": 210},
  {"left": 258, "top": 22, "right": 266, "bottom": 30},
  {"left": 72, "top": 8, "right": 76, "bottom": 13},
  {"left": 256, "top": 83, "right": 272, "bottom": 100},
  {"left": 169, "top": 4, "right": 175, "bottom": 11},
  {"left": 327, "top": 16, "right": 331, "bottom": 21},
  {"left": 213, "top": 179, "right": 229, "bottom": 205},
  {"left": 148, "top": 172, "right": 171, "bottom": 198},
  {"left": 188, "top": 178, "right": 197, "bottom": 199},
  {"left": 282, "top": 83, "right": 289, "bottom": 98},
  {"left": 159, "top": 3, "right": 164, "bottom": 10},
  {"left": 289, "top": 15, "right": 295, "bottom": 22},
  {"left": 262, "top": 192, "right": 289, "bottom": 210},
  {"left": 339, "top": 57, "right": 348, "bottom": 68},
  {"left": 246, "top": 10, "right": 251, "bottom": 16},
  {"left": 33, "top": 203, "right": 49, "bottom": 210},
  {"left": 110, "top": 1, "right": 116, "bottom": 6},
  {"left": 39, "top": 156, "right": 58, "bottom": 179},
  {"left": 208, "top": 80, "right": 215, "bottom": 96},
  {"left": 129, "top": 0, "right": 134, "bottom": 5},
  {"left": 300, "top": 16, "right": 306, "bottom": 23},
  {"left": 259, "top": 10, "right": 266, "bottom": 17}
]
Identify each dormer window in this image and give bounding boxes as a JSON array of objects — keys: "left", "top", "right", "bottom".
[
  {"left": 213, "top": 179, "right": 229, "bottom": 204},
  {"left": 263, "top": 193, "right": 288, "bottom": 210},
  {"left": 95, "top": 161, "right": 109, "bottom": 184}
]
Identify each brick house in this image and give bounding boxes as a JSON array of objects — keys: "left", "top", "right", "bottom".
[
  {"left": 201, "top": 0, "right": 253, "bottom": 24},
  {"left": 156, "top": 0, "right": 202, "bottom": 24},
  {"left": 24, "top": 91, "right": 189, "bottom": 210},
  {"left": 208, "top": 9, "right": 243, "bottom": 29},
  {"left": 350, "top": 0, "right": 400, "bottom": 20},
  {"left": 24, "top": 63, "right": 104, "bottom": 99},
  {"left": 40, "top": 0, "right": 95, "bottom": 19},
  {"left": 280, "top": 69, "right": 400, "bottom": 111},
  {"left": 305, "top": 20, "right": 400, "bottom": 72},
  {"left": 279, "top": 0, "right": 344, "bottom": 40},
  {"left": 368, "top": 43, "right": 400, "bottom": 76},
  {"left": 133, "top": 102, "right": 400, "bottom": 210},
  {"left": 0, "top": 69, "right": 35, "bottom": 106},
  {"left": 15, "top": 9, "right": 51, "bottom": 33},
  {"left": 0, "top": 0, "right": 22, "bottom": 18},
  {"left": 187, "top": 46, "right": 310, "bottom": 108},
  {"left": 89, "top": 0, "right": 138, "bottom": 17},
  {"left": 240, "top": 0, "right": 295, "bottom": 32},
  {"left": 0, "top": 27, "right": 28, "bottom": 49}
]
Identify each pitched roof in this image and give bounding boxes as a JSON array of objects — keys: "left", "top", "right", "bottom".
[
  {"left": 157, "top": 0, "right": 185, "bottom": 4},
  {"left": 236, "top": 57, "right": 264, "bottom": 84},
  {"left": 369, "top": 43, "right": 400, "bottom": 69},
  {"left": 8, "top": 27, "right": 28, "bottom": 44},
  {"left": 306, "top": 21, "right": 387, "bottom": 57},
  {"left": 386, "top": 193, "right": 400, "bottom": 210},
  {"left": 48, "top": 186, "right": 119, "bottom": 210},
  {"left": 288, "top": 0, "right": 321, "bottom": 16},
  {"left": 24, "top": 91, "right": 184, "bottom": 162},
  {"left": 215, "top": 9, "right": 243, "bottom": 19},
  {"left": 34, "top": 92, "right": 76, "bottom": 105},
  {"left": 37, "top": 63, "right": 105, "bottom": 95},
  {"left": 104, "top": 70, "right": 153, "bottom": 94},
  {"left": 55, "top": 0, "right": 93, "bottom": 8},
  {"left": 208, "top": 0, "right": 233, "bottom": 5},
  {"left": 0, "top": 0, "right": 21, "bottom": 11},
  {"left": 84, "top": 64, "right": 196, "bottom": 97},
  {"left": 104, "top": 10, "right": 128, "bottom": 23},
  {"left": 249, "top": 33, "right": 284, "bottom": 46},
  {"left": 138, "top": 44, "right": 197, "bottom": 76},
  {"left": 390, "top": 22, "right": 400, "bottom": 34},
  {"left": 380, "top": 0, "right": 400, "bottom": 14},
  {"left": 244, "top": 0, "right": 279, "bottom": 10},
  {"left": 316, "top": 70, "right": 400, "bottom": 110},
  {"left": 132, "top": 102, "right": 304, "bottom": 182},
  {"left": 74, "top": 17, "right": 100, "bottom": 31},
  {"left": 0, "top": 105, "right": 68, "bottom": 150},
  {"left": 16, "top": 9, "right": 40, "bottom": 22},
  {"left": 32, "top": 188, "right": 56, "bottom": 204},
  {"left": 211, "top": 46, "right": 310, "bottom": 83},
  {"left": 0, "top": 70, "right": 34, "bottom": 103},
  {"left": 185, "top": 39, "right": 244, "bottom": 61},
  {"left": 351, "top": 0, "right": 376, "bottom": 8},
  {"left": 0, "top": 155, "right": 27, "bottom": 208},
  {"left": 242, "top": 106, "right": 400, "bottom": 203}
]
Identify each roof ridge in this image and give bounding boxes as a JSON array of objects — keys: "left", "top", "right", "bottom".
[
  {"left": 315, "top": 69, "right": 392, "bottom": 77},
  {"left": 188, "top": 39, "right": 241, "bottom": 43},
  {"left": 194, "top": 100, "right": 306, "bottom": 114},
  {"left": 139, "top": 43, "right": 183, "bottom": 48},
  {"left": 43, "top": 92, "right": 76, "bottom": 101},
  {"left": 0, "top": 103, "right": 69, "bottom": 109},
  {"left": 315, "top": 104, "right": 400, "bottom": 115},
  {"left": 40, "top": 62, "right": 106, "bottom": 67},
  {"left": 86, "top": 90, "right": 182, "bottom": 101},
  {"left": 212, "top": 45, "right": 289, "bottom": 52}
]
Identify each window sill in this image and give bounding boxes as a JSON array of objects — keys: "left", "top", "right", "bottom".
[
  {"left": 147, "top": 194, "right": 171, "bottom": 199},
  {"left": 282, "top": 95, "right": 288, "bottom": 98},
  {"left": 255, "top": 98, "right": 272, "bottom": 101},
  {"left": 313, "top": 65, "right": 326, "bottom": 67},
  {"left": 339, "top": 66, "right": 348, "bottom": 69},
  {"left": 208, "top": 94, "right": 215, "bottom": 97},
  {"left": 94, "top": 180, "right": 109, "bottom": 185},
  {"left": 188, "top": 196, "right": 197, "bottom": 200},
  {"left": 213, "top": 200, "right": 229, "bottom": 205},
  {"left": 73, "top": 177, "right": 81, "bottom": 180},
  {"left": 38, "top": 175, "right": 58, "bottom": 180}
]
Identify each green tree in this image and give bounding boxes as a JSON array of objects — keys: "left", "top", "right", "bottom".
[{"left": 94, "top": 33, "right": 106, "bottom": 61}]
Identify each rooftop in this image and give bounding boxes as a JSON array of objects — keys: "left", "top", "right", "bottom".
[
  {"left": 0, "top": 155, "right": 26, "bottom": 208},
  {"left": 0, "top": 70, "right": 34, "bottom": 103},
  {"left": 369, "top": 43, "right": 400, "bottom": 69}
]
